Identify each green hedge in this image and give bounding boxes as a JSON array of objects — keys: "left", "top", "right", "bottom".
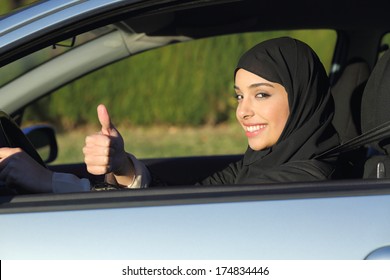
[
  {"left": 24, "top": 30, "right": 336, "bottom": 128},
  {"left": 0, "top": 0, "right": 35, "bottom": 15}
]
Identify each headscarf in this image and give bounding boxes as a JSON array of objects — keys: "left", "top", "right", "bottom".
[{"left": 235, "top": 37, "right": 340, "bottom": 178}]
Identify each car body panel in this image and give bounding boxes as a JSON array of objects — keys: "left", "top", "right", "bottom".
[
  {"left": 1, "top": 180, "right": 390, "bottom": 259},
  {"left": 1, "top": 190, "right": 390, "bottom": 259}
]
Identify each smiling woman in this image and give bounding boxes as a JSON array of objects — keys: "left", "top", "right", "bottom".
[{"left": 196, "top": 37, "right": 340, "bottom": 185}]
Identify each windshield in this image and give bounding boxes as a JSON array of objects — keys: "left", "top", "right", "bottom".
[{"left": 0, "top": 25, "right": 115, "bottom": 88}]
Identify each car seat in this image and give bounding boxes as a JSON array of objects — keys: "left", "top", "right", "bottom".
[
  {"left": 361, "top": 49, "right": 390, "bottom": 178},
  {"left": 318, "top": 51, "right": 390, "bottom": 179},
  {"left": 330, "top": 58, "right": 370, "bottom": 178},
  {"left": 331, "top": 58, "right": 370, "bottom": 142}
]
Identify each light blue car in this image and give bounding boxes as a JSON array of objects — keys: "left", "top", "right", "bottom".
[{"left": 1, "top": 0, "right": 390, "bottom": 260}]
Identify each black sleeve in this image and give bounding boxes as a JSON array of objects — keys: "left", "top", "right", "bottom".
[
  {"left": 241, "top": 160, "right": 335, "bottom": 184},
  {"left": 197, "top": 159, "right": 244, "bottom": 185},
  {"left": 199, "top": 159, "right": 334, "bottom": 185}
]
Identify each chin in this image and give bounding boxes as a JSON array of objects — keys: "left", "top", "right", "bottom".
[{"left": 248, "top": 143, "right": 265, "bottom": 151}]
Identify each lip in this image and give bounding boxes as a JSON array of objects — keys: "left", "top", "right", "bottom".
[{"left": 243, "top": 123, "right": 267, "bottom": 137}]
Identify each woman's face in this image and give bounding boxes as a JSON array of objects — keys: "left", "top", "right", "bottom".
[{"left": 235, "top": 68, "right": 290, "bottom": 151}]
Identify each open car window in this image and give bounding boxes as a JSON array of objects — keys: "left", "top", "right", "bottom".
[{"left": 20, "top": 29, "right": 337, "bottom": 164}]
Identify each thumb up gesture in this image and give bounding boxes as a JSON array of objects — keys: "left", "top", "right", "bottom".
[
  {"left": 83, "top": 104, "right": 134, "bottom": 185},
  {"left": 98, "top": 103, "right": 120, "bottom": 138}
]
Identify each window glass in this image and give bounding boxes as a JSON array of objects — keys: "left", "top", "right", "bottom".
[
  {"left": 0, "top": 26, "right": 114, "bottom": 88},
  {"left": 380, "top": 33, "right": 390, "bottom": 58},
  {"left": 23, "top": 29, "right": 337, "bottom": 164}
]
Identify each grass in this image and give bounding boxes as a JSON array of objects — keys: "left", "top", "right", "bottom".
[{"left": 53, "top": 123, "right": 247, "bottom": 164}]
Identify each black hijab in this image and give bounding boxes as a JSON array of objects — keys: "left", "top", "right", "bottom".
[{"left": 233, "top": 37, "right": 340, "bottom": 183}]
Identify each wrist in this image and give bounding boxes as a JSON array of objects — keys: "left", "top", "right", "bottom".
[
  {"left": 113, "top": 152, "right": 132, "bottom": 175},
  {"left": 113, "top": 154, "right": 136, "bottom": 186}
]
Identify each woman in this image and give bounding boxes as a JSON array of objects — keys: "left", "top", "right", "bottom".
[
  {"left": 0, "top": 37, "right": 340, "bottom": 192},
  {"left": 84, "top": 37, "right": 340, "bottom": 188}
]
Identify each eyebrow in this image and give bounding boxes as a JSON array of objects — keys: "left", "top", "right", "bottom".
[{"left": 234, "top": 82, "right": 275, "bottom": 90}]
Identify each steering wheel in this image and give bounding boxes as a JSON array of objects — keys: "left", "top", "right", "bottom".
[
  {"left": 0, "top": 111, "right": 45, "bottom": 166},
  {"left": 0, "top": 111, "right": 46, "bottom": 195}
]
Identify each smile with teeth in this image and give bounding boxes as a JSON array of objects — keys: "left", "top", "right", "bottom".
[{"left": 245, "top": 124, "right": 266, "bottom": 132}]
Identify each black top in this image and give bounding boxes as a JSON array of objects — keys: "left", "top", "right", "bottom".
[{"left": 200, "top": 37, "right": 340, "bottom": 185}]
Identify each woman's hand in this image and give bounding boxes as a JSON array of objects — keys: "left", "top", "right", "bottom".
[
  {"left": 0, "top": 147, "right": 53, "bottom": 193},
  {"left": 83, "top": 104, "right": 135, "bottom": 186}
]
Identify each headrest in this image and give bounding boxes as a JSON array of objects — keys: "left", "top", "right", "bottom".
[{"left": 331, "top": 58, "right": 370, "bottom": 142}]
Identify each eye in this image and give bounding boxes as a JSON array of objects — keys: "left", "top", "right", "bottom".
[
  {"left": 234, "top": 94, "right": 243, "bottom": 101},
  {"left": 255, "top": 92, "right": 270, "bottom": 99}
]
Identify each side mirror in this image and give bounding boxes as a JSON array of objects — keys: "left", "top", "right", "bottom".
[{"left": 22, "top": 125, "right": 58, "bottom": 164}]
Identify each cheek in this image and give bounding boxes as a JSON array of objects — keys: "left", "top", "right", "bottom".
[
  {"left": 277, "top": 106, "right": 289, "bottom": 124},
  {"left": 266, "top": 100, "right": 289, "bottom": 129},
  {"left": 274, "top": 104, "right": 290, "bottom": 133}
]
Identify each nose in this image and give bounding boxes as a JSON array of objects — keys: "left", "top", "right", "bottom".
[{"left": 236, "top": 98, "right": 254, "bottom": 120}]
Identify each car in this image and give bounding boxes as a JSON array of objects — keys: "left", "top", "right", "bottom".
[{"left": 1, "top": 0, "right": 390, "bottom": 260}]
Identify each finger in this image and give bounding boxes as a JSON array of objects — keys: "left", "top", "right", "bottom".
[
  {"left": 0, "top": 147, "right": 13, "bottom": 158},
  {"left": 85, "top": 134, "right": 111, "bottom": 147},
  {"left": 0, "top": 147, "right": 22, "bottom": 160},
  {"left": 83, "top": 136, "right": 115, "bottom": 158},
  {"left": 84, "top": 156, "right": 110, "bottom": 168},
  {"left": 86, "top": 166, "right": 111, "bottom": 175},
  {"left": 83, "top": 145, "right": 113, "bottom": 158},
  {"left": 97, "top": 104, "right": 117, "bottom": 136},
  {"left": 85, "top": 159, "right": 112, "bottom": 175}
]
